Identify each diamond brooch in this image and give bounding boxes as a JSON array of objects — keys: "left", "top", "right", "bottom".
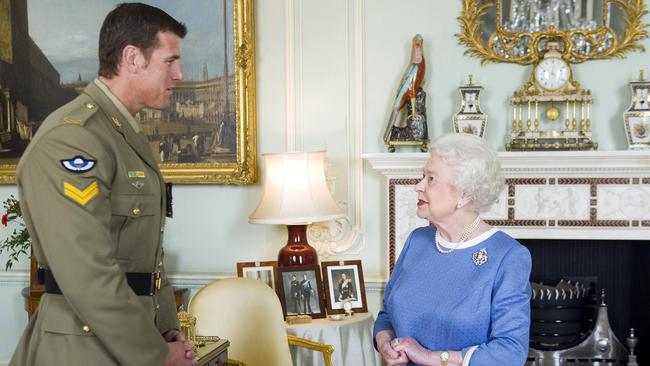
[{"left": 472, "top": 248, "right": 488, "bottom": 266}]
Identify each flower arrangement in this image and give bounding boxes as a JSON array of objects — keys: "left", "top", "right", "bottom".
[{"left": 0, "top": 195, "right": 30, "bottom": 270}]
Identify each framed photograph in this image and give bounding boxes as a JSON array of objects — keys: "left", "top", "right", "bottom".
[
  {"left": 453, "top": 115, "right": 486, "bottom": 138},
  {"left": 321, "top": 260, "right": 368, "bottom": 314},
  {"left": 236, "top": 261, "right": 277, "bottom": 291},
  {"left": 0, "top": 0, "right": 256, "bottom": 184},
  {"left": 277, "top": 265, "right": 326, "bottom": 319}
]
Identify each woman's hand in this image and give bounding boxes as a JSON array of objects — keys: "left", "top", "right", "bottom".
[
  {"left": 376, "top": 331, "right": 409, "bottom": 366},
  {"left": 391, "top": 336, "right": 435, "bottom": 366}
]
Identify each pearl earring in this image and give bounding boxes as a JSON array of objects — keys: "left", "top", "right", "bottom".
[{"left": 456, "top": 203, "right": 462, "bottom": 209}]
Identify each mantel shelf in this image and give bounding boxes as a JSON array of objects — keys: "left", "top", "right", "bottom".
[
  {"left": 363, "top": 150, "right": 650, "bottom": 249},
  {"left": 363, "top": 150, "right": 650, "bottom": 177}
]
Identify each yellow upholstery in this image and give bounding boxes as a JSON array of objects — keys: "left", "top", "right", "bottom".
[{"left": 189, "top": 277, "right": 334, "bottom": 366}]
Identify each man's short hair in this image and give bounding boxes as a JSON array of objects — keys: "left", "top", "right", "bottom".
[{"left": 98, "top": 2, "right": 187, "bottom": 78}]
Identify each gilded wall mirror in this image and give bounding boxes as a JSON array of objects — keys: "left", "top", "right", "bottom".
[{"left": 457, "top": 0, "right": 649, "bottom": 64}]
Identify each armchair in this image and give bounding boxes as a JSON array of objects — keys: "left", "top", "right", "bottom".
[{"left": 189, "top": 277, "right": 334, "bottom": 366}]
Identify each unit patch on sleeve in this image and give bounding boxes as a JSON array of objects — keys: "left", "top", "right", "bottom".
[
  {"left": 60, "top": 156, "right": 96, "bottom": 173},
  {"left": 63, "top": 181, "right": 99, "bottom": 206}
]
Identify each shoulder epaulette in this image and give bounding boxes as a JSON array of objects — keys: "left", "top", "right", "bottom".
[{"left": 61, "top": 100, "right": 99, "bottom": 127}]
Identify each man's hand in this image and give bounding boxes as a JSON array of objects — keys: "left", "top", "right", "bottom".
[
  {"left": 164, "top": 341, "right": 197, "bottom": 366},
  {"left": 163, "top": 330, "right": 196, "bottom": 362}
]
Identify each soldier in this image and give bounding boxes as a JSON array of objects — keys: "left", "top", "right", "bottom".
[{"left": 10, "top": 3, "right": 196, "bottom": 366}]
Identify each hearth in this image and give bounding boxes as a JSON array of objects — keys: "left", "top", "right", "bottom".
[
  {"left": 526, "top": 277, "right": 629, "bottom": 365},
  {"left": 522, "top": 239, "right": 649, "bottom": 365}
]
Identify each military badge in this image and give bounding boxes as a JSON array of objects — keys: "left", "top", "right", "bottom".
[
  {"left": 472, "top": 248, "right": 488, "bottom": 266},
  {"left": 63, "top": 181, "right": 99, "bottom": 206},
  {"left": 128, "top": 171, "right": 146, "bottom": 178},
  {"left": 60, "top": 156, "right": 96, "bottom": 173}
]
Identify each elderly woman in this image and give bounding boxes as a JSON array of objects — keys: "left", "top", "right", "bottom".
[{"left": 374, "top": 133, "right": 531, "bottom": 366}]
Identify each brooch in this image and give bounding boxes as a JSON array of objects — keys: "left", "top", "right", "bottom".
[{"left": 472, "top": 248, "right": 488, "bottom": 266}]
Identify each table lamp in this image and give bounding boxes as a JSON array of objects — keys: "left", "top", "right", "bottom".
[{"left": 249, "top": 151, "right": 345, "bottom": 267}]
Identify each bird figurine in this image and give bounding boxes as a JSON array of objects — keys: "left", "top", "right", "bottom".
[{"left": 383, "top": 34, "right": 426, "bottom": 144}]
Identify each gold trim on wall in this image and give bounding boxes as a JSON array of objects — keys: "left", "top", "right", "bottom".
[
  {"left": 0, "top": 0, "right": 12, "bottom": 64},
  {"left": 0, "top": 0, "right": 257, "bottom": 185},
  {"left": 456, "top": 0, "right": 649, "bottom": 65}
]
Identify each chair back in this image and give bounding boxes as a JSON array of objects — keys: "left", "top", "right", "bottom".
[{"left": 189, "top": 277, "right": 293, "bottom": 366}]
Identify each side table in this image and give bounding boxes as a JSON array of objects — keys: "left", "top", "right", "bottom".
[{"left": 285, "top": 312, "right": 380, "bottom": 366}]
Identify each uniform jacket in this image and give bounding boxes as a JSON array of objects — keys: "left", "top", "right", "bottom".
[{"left": 10, "top": 81, "right": 178, "bottom": 366}]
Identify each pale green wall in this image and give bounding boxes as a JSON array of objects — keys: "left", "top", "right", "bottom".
[{"left": 1, "top": 0, "right": 648, "bottom": 362}]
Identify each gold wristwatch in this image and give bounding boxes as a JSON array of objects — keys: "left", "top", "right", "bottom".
[{"left": 440, "top": 351, "right": 449, "bottom": 366}]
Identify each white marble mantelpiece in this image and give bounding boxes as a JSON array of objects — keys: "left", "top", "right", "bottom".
[{"left": 363, "top": 151, "right": 650, "bottom": 273}]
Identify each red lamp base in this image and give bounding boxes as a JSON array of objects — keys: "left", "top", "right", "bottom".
[{"left": 278, "top": 224, "right": 317, "bottom": 267}]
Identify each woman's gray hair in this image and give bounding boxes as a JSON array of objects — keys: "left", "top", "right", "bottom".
[{"left": 429, "top": 133, "right": 505, "bottom": 212}]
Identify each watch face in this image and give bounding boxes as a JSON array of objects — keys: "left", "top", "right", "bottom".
[
  {"left": 440, "top": 351, "right": 449, "bottom": 361},
  {"left": 535, "top": 58, "right": 570, "bottom": 90}
]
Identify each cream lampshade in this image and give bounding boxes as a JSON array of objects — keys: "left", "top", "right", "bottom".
[{"left": 249, "top": 151, "right": 345, "bottom": 266}]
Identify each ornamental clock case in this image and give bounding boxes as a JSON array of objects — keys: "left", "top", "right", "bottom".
[
  {"left": 623, "top": 70, "right": 650, "bottom": 149},
  {"left": 506, "top": 42, "right": 597, "bottom": 151},
  {"left": 452, "top": 75, "right": 487, "bottom": 138}
]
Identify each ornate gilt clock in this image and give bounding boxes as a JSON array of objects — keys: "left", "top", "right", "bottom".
[
  {"left": 453, "top": 75, "right": 487, "bottom": 138},
  {"left": 506, "top": 42, "right": 597, "bottom": 151}
]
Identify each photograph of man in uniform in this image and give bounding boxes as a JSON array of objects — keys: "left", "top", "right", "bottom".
[
  {"left": 10, "top": 4, "right": 196, "bottom": 365},
  {"left": 290, "top": 274, "right": 302, "bottom": 314},
  {"left": 300, "top": 274, "right": 315, "bottom": 314},
  {"left": 281, "top": 269, "right": 323, "bottom": 316},
  {"left": 336, "top": 271, "right": 356, "bottom": 302}
]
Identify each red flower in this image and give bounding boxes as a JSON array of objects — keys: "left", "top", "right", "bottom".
[{"left": 1, "top": 213, "right": 7, "bottom": 226}]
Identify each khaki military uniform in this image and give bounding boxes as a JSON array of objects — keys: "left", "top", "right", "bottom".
[{"left": 10, "top": 81, "right": 178, "bottom": 366}]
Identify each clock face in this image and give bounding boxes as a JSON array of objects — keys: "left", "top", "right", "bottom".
[
  {"left": 534, "top": 58, "right": 570, "bottom": 90},
  {"left": 635, "top": 88, "right": 649, "bottom": 110},
  {"left": 343, "top": 300, "right": 353, "bottom": 311},
  {"left": 463, "top": 92, "right": 477, "bottom": 113}
]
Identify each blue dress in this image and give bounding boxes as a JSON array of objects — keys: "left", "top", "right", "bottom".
[{"left": 373, "top": 226, "right": 531, "bottom": 365}]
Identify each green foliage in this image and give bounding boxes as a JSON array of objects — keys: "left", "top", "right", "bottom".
[{"left": 0, "top": 195, "right": 31, "bottom": 270}]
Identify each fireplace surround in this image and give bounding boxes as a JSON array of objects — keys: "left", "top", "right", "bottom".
[{"left": 364, "top": 150, "right": 650, "bottom": 362}]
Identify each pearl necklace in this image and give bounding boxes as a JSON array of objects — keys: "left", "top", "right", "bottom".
[{"left": 435, "top": 216, "right": 481, "bottom": 254}]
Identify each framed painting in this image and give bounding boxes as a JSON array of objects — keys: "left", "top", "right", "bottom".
[
  {"left": 277, "top": 265, "right": 326, "bottom": 319},
  {"left": 321, "top": 260, "right": 368, "bottom": 314},
  {"left": 0, "top": 0, "right": 256, "bottom": 184},
  {"left": 236, "top": 261, "right": 278, "bottom": 291}
]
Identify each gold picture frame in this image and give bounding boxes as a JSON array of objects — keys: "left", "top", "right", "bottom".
[{"left": 0, "top": 0, "right": 256, "bottom": 185}]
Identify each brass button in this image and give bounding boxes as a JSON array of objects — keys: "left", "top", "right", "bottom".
[
  {"left": 132, "top": 207, "right": 141, "bottom": 216},
  {"left": 155, "top": 304, "right": 160, "bottom": 310},
  {"left": 158, "top": 261, "right": 163, "bottom": 267},
  {"left": 82, "top": 325, "right": 91, "bottom": 333},
  {"left": 85, "top": 103, "right": 96, "bottom": 109}
]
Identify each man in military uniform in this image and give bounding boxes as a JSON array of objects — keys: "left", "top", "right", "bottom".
[{"left": 11, "top": 4, "right": 196, "bottom": 365}]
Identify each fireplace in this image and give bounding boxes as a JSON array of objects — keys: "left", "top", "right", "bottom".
[
  {"left": 364, "top": 150, "right": 650, "bottom": 364},
  {"left": 523, "top": 239, "right": 650, "bottom": 363}
]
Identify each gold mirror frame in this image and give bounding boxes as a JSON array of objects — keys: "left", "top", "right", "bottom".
[
  {"left": 0, "top": 0, "right": 256, "bottom": 185},
  {"left": 457, "top": 0, "right": 649, "bottom": 65}
]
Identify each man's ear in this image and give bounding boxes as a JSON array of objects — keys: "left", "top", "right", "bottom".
[{"left": 122, "top": 45, "right": 143, "bottom": 74}]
